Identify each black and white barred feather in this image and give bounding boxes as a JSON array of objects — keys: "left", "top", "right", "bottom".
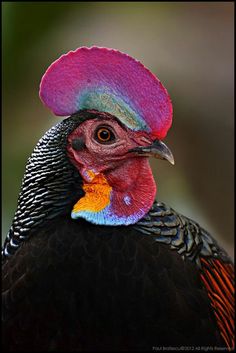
[
  {"left": 2, "top": 115, "right": 83, "bottom": 262},
  {"left": 135, "top": 202, "right": 232, "bottom": 268}
]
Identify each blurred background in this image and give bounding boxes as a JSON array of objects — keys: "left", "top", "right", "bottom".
[{"left": 2, "top": 2, "right": 234, "bottom": 258}]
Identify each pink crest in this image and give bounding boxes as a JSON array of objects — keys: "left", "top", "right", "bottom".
[{"left": 39, "top": 46, "right": 172, "bottom": 139}]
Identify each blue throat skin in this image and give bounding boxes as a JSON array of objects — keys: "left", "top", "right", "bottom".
[{"left": 71, "top": 164, "right": 157, "bottom": 226}]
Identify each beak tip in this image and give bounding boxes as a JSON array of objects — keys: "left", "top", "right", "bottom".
[{"left": 168, "top": 154, "right": 175, "bottom": 166}]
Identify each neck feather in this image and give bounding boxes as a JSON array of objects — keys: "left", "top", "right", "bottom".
[{"left": 2, "top": 116, "right": 83, "bottom": 261}]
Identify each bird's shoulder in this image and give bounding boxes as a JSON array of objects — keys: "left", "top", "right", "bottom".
[
  {"left": 134, "top": 200, "right": 232, "bottom": 266},
  {"left": 134, "top": 200, "right": 234, "bottom": 349}
]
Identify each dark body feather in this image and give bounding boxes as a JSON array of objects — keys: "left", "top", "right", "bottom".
[{"left": 2, "top": 215, "right": 225, "bottom": 351}]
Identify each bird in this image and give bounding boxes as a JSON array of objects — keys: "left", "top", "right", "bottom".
[{"left": 2, "top": 46, "right": 234, "bottom": 351}]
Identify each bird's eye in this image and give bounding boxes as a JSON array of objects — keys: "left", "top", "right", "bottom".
[{"left": 95, "top": 127, "right": 115, "bottom": 144}]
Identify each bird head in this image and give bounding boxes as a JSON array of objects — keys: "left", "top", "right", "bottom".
[
  {"left": 39, "top": 47, "right": 174, "bottom": 226},
  {"left": 67, "top": 110, "right": 174, "bottom": 178}
]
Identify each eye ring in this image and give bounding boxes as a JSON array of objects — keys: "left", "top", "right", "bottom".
[{"left": 95, "top": 126, "right": 115, "bottom": 144}]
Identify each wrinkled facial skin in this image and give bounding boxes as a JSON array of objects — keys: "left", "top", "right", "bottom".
[
  {"left": 67, "top": 116, "right": 153, "bottom": 177},
  {"left": 67, "top": 115, "right": 157, "bottom": 225}
]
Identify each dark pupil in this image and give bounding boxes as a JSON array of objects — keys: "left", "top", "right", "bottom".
[{"left": 99, "top": 130, "right": 110, "bottom": 140}]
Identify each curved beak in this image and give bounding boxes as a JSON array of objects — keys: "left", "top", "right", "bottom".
[{"left": 129, "top": 139, "right": 175, "bottom": 165}]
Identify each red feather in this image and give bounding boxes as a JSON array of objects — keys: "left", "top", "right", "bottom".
[{"left": 200, "top": 257, "right": 235, "bottom": 349}]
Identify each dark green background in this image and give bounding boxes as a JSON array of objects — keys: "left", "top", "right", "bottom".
[{"left": 2, "top": 2, "right": 234, "bottom": 258}]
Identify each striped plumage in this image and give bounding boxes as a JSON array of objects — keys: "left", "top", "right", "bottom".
[{"left": 2, "top": 115, "right": 85, "bottom": 260}]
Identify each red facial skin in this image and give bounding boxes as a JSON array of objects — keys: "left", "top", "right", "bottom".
[{"left": 67, "top": 116, "right": 157, "bottom": 219}]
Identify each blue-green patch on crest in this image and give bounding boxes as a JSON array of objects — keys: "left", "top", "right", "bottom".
[{"left": 77, "top": 88, "right": 149, "bottom": 131}]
